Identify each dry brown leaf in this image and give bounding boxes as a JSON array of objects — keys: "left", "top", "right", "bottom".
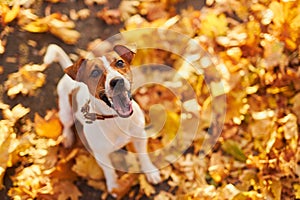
[
  {"left": 50, "top": 160, "right": 78, "bottom": 181},
  {"left": 97, "top": 7, "right": 121, "bottom": 25},
  {"left": 52, "top": 179, "right": 82, "bottom": 200}
]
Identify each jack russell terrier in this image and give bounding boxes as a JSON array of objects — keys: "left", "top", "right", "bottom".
[{"left": 43, "top": 44, "right": 161, "bottom": 195}]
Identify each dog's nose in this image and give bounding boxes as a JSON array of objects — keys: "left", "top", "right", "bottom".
[{"left": 110, "top": 77, "right": 124, "bottom": 89}]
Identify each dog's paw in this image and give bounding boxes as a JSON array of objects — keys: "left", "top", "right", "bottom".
[
  {"left": 107, "top": 181, "right": 119, "bottom": 197},
  {"left": 145, "top": 169, "right": 161, "bottom": 185},
  {"left": 62, "top": 129, "right": 74, "bottom": 148}
]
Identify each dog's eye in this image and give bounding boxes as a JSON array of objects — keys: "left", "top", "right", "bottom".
[
  {"left": 115, "top": 60, "right": 125, "bottom": 68},
  {"left": 90, "top": 69, "right": 102, "bottom": 78}
]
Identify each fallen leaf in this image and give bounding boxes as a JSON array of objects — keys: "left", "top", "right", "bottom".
[
  {"left": 199, "top": 12, "right": 228, "bottom": 38},
  {"left": 34, "top": 110, "right": 62, "bottom": 139},
  {"left": 97, "top": 7, "right": 121, "bottom": 25},
  {"left": 221, "top": 139, "right": 247, "bottom": 162},
  {"left": 119, "top": 0, "right": 140, "bottom": 20},
  {"left": 0, "top": 123, "right": 17, "bottom": 189},
  {"left": 2, "top": 104, "right": 30, "bottom": 122},
  {"left": 294, "top": 184, "right": 300, "bottom": 199},
  {"left": 4, "top": 64, "right": 47, "bottom": 98},
  {"left": 111, "top": 174, "right": 138, "bottom": 198},
  {"left": 139, "top": 174, "right": 156, "bottom": 197},
  {"left": 72, "top": 154, "right": 104, "bottom": 180},
  {"left": 52, "top": 179, "right": 82, "bottom": 200},
  {"left": 3, "top": 3, "right": 20, "bottom": 24},
  {"left": 84, "top": 0, "right": 107, "bottom": 6},
  {"left": 9, "top": 164, "right": 52, "bottom": 199},
  {"left": 20, "top": 13, "right": 80, "bottom": 44}
]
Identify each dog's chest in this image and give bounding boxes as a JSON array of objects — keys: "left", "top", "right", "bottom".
[{"left": 84, "top": 119, "right": 132, "bottom": 152}]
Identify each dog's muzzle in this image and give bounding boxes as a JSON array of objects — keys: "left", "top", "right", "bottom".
[{"left": 101, "top": 77, "right": 133, "bottom": 118}]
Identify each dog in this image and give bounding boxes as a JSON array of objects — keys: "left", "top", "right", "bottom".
[{"left": 43, "top": 44, "right": 161, "bottom": 195}]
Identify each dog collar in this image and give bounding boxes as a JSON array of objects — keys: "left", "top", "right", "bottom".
[{"left": 81, "top": 100, "right": 117, "bottom": 123}]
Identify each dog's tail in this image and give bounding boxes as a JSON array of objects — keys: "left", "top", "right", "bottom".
[{"left": 43, "top": 44, "right": 73, "bottom": 70}]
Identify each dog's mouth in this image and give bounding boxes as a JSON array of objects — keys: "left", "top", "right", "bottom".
[
  {"left": 99, "top": 91, "right": 133, "bottom": 118},
  {"left": 111, "top": 90, "right": 133, "bottom": 118}
]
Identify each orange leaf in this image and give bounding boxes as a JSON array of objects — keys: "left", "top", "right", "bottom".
[
  {"left": 34, "top": 110, "right": 62, "bottom": 139},
  {"left": 111, "top": 174, "right": 138, "bottom": 198}
]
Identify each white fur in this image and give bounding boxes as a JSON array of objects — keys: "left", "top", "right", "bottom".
[{"left": 44, "top": 44, "right": 161, "bottom": 195}]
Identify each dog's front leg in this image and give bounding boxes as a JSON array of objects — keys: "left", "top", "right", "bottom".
[
  {"left": 95, "top": 154, "right": 119, "bottom": 194},
  {"left": 57, "top": 76, "right": 75, "bottom": 147},
  {"left": 132, "top": 133, "right": 161, "bottom": 184}
]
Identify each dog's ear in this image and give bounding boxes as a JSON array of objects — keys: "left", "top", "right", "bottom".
[
  {"left": 64, "top": 58, "right": 86, "bottom": 81},
  {"left": 113, "top": 45, "right": 135, "bottom": 64}
]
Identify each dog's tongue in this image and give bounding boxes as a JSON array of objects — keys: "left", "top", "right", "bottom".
[{"left": 112, "top": 91, "right": 133, "bottom": 118}]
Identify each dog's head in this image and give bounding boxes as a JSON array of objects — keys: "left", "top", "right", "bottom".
[{"left": 65, "top": 45, "right": 135, "bottom": 118}]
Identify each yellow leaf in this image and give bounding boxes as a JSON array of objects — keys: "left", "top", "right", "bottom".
[
  {"left": 208, "top": 152, "right": 227, "bottom": 183},
  {"left": 139, "top": 174, "right": 155, "bottom": 197},
  {"left": 87, "top": 179, "right": 106, "bottom": 191},
  {"left": 294, "top": 184, "right": 300, "bottom": 199},
  {"left": 161, "top": 111, "right": 180, "bottom": 147},
  {"left": 269, "top": 1, "right": 284, "bottom": 27},
  {"left": 119, "top": 0, "right": 139, "bottom": 20},
  {"left": 22, "top": 19, "right": 49, "bottom": 33},
  {"left": 72, "top": 154, "right": 104, "bottom": 180},
  {"left": 200, "top": 13, "right": 228, "bottom": 38},
  {"left": 3, "top": 3, "right": 20, "bottom": 24},
  {"left": 5, "top": 64, "right": 47, "bottom": 98},
  {"left": 9, "top": 164, "right": 52, "bottom": 199},
  {"left": 270, "top": 179, "right": 282, "bottom": 200},
  {"left": 279, "top": 114, "right": 298, "bottom": 140},
  {"left": 0, "top": 124, "right": 17, "bottom": 189},
  {"left": 34, "top": 110, "right": 62, "bottom": 139},
  {"left": 2, "top": 104, "right": 30, "bottom": 122}
]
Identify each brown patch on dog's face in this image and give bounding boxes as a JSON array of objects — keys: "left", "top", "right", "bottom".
[
  {"left": 79, "top": 59, "right": 108, "bottom": 99},
  {"left": 64, "top": 58, "right": 86, "bottom": 80}
]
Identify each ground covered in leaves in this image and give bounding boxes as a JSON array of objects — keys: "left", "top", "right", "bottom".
[{"left": 1, "top": 0, "right": 300, "bottom": 199}]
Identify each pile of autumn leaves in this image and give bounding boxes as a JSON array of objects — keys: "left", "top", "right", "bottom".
[{"left": 1, "top": 0, "right": 300, "bottom": 199}]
